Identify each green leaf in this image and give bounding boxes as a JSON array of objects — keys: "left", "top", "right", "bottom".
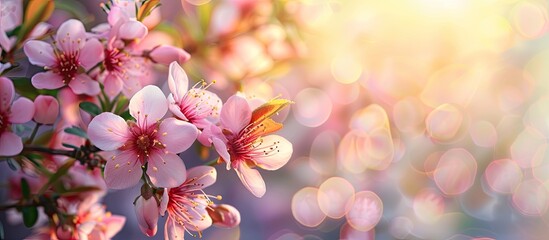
[
  {"left": 21, "top": 178, "right": 31, "bottom": 199},
  {"left": 79, "top": 101, "right": 102, "bottom": 116},
  {"left": 33, "top": 130, "right": 54, "bottom": 146},
  {"left": 22, "top": 206, "right": 39, "bottom": 228},
  {"left": 120, "top": 110, "right": 133, "bottom": 121},
  {"left": 113, "top": 95, "right": 129, "bottom": 115},
  {"left": 61, "top": 143, "right": 79, "bottom": 149},
  {"left": 59, "top": 186, "right": 102, "bottom": 197},
  {"left": 38, "top": 159, "right": 75, "bottom": 195},
  {"left": 64, "top": 126, "right": 88, "bottom": 139}
]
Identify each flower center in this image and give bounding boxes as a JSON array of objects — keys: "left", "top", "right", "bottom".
[
  {"left": 104, "top": 48, "right": 127, "bottom": 73},
  {"left": 54, "top": 52, "right": 80, "bottom": 84},
  {"left": 136, "top": 134, "right": 151, "bottom": 152}
]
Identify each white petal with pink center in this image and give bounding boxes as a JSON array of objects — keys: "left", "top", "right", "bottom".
[
  {"left": 103, "top": 150, "right": 143, "bottom": 189},
  {"left": 88, "top": 112, "right": 130, "bottom": 151}
]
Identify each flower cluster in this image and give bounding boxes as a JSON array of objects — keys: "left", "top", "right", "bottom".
[{"left": 0, "top": 0, "right": 296, "bottom": 239}]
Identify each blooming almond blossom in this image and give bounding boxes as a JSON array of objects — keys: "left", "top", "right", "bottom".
[
  {"left": 0, "top": 77, "right": 34, "bottom": 156},
  {"left": 207, "top": 95, "right": 293, "bottom": 197},
  {"left": 160, "top": 166, "right": 218, "bottom": 239},
  {"left": 167, "top": 61, "right": 222, "bottom": 130},
  {"left": 88, "top": 85, "right": 198, "bottom": 189},
  {"left": 24, "top": 19, "right": 104, "bottom": 95}
]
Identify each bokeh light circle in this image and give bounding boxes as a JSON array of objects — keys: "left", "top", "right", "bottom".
[
  {"left": 291, "top": 187, "right": 326, "bottom": 227},
  {"left": 293, "top": 88, "right": 332, "bottom": 127},
  {"left": 512, "top": 179, "right": 549, "bottom": 216},
  {"left": 345, "top": 191, "right": 383, "bottom": 232},
  {"left": 434, "top": 148, "right": 477, "bottom": 195},
  {"left": 484, "top": 159, "right": 523, "bottom": 194},
  {"left": 317, "top": 177, "right": 356, "bottom": 219}
]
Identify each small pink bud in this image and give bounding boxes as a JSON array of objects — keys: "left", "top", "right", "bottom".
[
  {"left": 149, "top": 45, "right": 191, "bottom": 65},
  {"left": 134, "top": 196, "right": 159, "bottom": 237},
  {"left": 208, "top": 204, "right": 241, "bottom": 228},
  {"left": 33, "top": 95, "right": 59, "bottom": 124}
]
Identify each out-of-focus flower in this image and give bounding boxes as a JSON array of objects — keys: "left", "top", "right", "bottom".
[
  {"left": 33, "top": 95, "right": 59, "bottom": 124},
  {"left": 208, "top": 94, "right": 293, "bottom": 197},
  {"left": 149, "top": 45, "right": 191, "bottom": 65},
  {"left": 0, "top": 77, "right": 34, "bottom": 156},
  {"left": 167, "top": 61, "right": 221, "bottom": 130},
  {"left": 0, "top": 0, "right": 22, "bottom": 51},
  {"left": 24, "top": 19, "right": 104, "bottom": 95},
  {"left": 88, "top": 85, "right": 198, "bottom": 189},
  {"left": 207, "top": 204, "right": 241, "bottom": 228},
  {"left": 134, "top": 195, "right": 160, "bottom": 237},
  {"left": 160, "top": 166, "right": 217, "bottom": 239}
]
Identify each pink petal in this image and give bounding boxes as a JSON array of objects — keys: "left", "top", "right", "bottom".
[
  {"left": 150, "top": 46, "right": 191, "bottom": 65},
  {"left": 23, "top": 40, "right": 56, "bottom": 67},
  {"left": 135, "top": 196, "right": 159, "bottom": 237},
  {"left": 102, "top": 215, "right": 126, "bottom": 238},
  {"left": 69, "top": 74, "right": 100, "bottom": 95},
  {"left": 187, "top": 199, "right": 213, "bottom": 230},
  {"left": 104, "top": 150, "right": 143, "bottom": 189},
  {"left": 33, "top": 95, "right": 59, "bottom": 124},
  {"left": 146, "top": 153, "right": 186, "bottom": 188},
  {"left": 164, "top": 219, "right": 185, "bottom": 240},
  {"left": 160, "top": 189, "right": 168, "bottom": 216},
  {"left": 118, "top": 21, "right": 148, "bottom": 40},
  {"left": 31, "top": 71, "right": 65, "bottom": 90},
  {"left": 167, "top": 62, "right": 189, "bottom": 102},
  {"left": 0, "top": 31, "right": 11, "bottom": 51},
  {"left": 211, "top": 204, "right": 241, "bottom": 228},
  {"left": 56, "top": 19, "right": 87, "bottom": 52},
  {"left": 129, "top": 85, "right": 168, "bottom": 126},
  {"left": 201, "top": 90, "right": 223, "bottom": 125},
  {"left": 221, "top": 94, "right": 251, "bottom": 134},
  {"left": 103, "top": 74, "right": 124, "bottom": 98},
  {"left": 0, "top": 132, "right": 23, "bottom": 156},
  {"left": 253, "top": 135, "right": 293, "bottom": 171},
  {"left": 213, "top": 137, "right": 231, "bottom": 170},
  {"left": 79, "top": 38, "right": 104, "bottom": 71},
  {"left": 88, "top": 112, "right": 130, "bottom": 151},
  {"left": 107, "top": 6, "right": 128, "bottom": 26},
  {"left": 235, "top": 162, "right": 266, "bottom": 198},
  {"left": 167, "top": 94, "right": 188, "bottom": 121},
  {"left": 9, "top": 97, "right": 34, "bottom": 123},
  {"left": 0, "top": 77, "right": 14, "bottom": 112},
  {"left": 187, "top": 166, "right": 217, "bottom": 189},
  {"left": 157, "top": 118, "right": 198, "bottom": 154}
]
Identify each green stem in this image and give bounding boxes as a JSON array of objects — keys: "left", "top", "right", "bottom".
[
  {"left": 206, "top": 158, "right": 221, "bottom": 166},
  {"left": 26, "top": 123, "right": 42, "bottom": 144}
]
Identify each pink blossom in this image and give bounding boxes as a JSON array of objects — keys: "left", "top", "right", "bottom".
[
  {"left": 0, "top": 0, "right": 22, "bottom": 51},
  {"left": 24, "top": 19, "right": 104, "bottom": 95},
  {"left": 135, "top": 195, "right": 160, "bottom": 237},
  {"left": 208, "top": 94, "right": 293, "bottom": 197},
  {"left": 167, "top": 61, "right": 222, "bottom": 130},
  {"left": 160, "top": 166, "right": 217, "bottom": 239},
  {"left": 149, "top": 45, "right": 191, "bottom": 65},
  {"left": 33, "top": 95, "right": 59, "bottom": 124},
  {"left": 0, "top": 77, "right": 34, "bottom": 156},
  {"left": 88, "top": 85, "right": 198, "bottom": 189},
  {"left": 207, "top": 204, "right": 241, "bottom": 228}
]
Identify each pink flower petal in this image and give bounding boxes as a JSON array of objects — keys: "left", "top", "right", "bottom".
[
  {"left": 102, "top": 215, "right": 126, "bottom": 238},
  {"left": 0, "top": 132, "right": 23, "bottom": 156},
  {"left": 0, "top": 77, "right": 14, "bottom": 112},
  {"left": 135, "top": 196, "right": 159, "bottom": 237},
  {"left": 160, "top": 190, "right": 168, "bottom": 216},
  {"left": 118, "top": 21, "right": 148, "bottom": 40},
  {"left": 187, "top": 199, "right": 213, "bottom": 230},
  {"left": 69, "top": 74, "right": 100, "bottom": 95},
  {"left": 103, "top": 74, "right": 124, "bottom": 98},
  {"left": 9, "top": 97, "right": 34, "bottom": 123},
  {"left": 187, "top": 166, "right": 217, "bottom": 189},
  {"left": 0, "top": 31, "right": 11, "bottom": 51},
  {"left": 253, "top": 135, "right": 293, "bottom": 171},
  {"left": 213, "top": 137, "right": 231, "bottom": 170},
  {"left": 31, "top": 71, "right": 65, "bottom": 90},
  {"left": 235, "top": 162, "right": 266, "bottom": 198},
  {"left": 167, "top": 94, "right": 188, "bottom": 121},
  {"left": 55, "top": 19, "right": 87, "bottom": 52},
  {"left": 167, "top": 62, "right": 189, "bottom": 102},
  {"left": 104, "top": 150, "right": 143, "bottom": 189},
  {"left": 221, "top": 94, "right": 251, "bottom": 134},
  {"left": 211, "top": 204, "right": 241, "bottom": 228},
  {"left": 158, "top": 118, "right": 198, "bottom": 154},
  {"left": 79, "top": 38, "right": 104, "bottom": 71},
  {"left": 146, "top": 153, "right": 186, "bottom": 188},
  {"left": 129, "top": 85, "right": 168, "bottom": 126},
  {"left": 164, "top": 219, "right": 185, "bottom": 240},
  {"left": 88, "top": 112, "right": 130, "bottom": 151},
  {"left": 107, "top": 6, "right": 128, "bottom": 26},
  {"left": 23, "top": 40, "right": 56, "bottom": 67},
  {"left": 33, "top": 95, "right": 59, "bottom": 124},
  {"left": 150, "top": 46, "right": 191, "bottom": 65}
]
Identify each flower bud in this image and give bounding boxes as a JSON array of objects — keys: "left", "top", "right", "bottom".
[
  {"left": 207, "top": 204, "right": 241, "bottom": 228},
  {"left": 33, "top": 95, "right": 59, "bottom": 124},
  {"left": 149, "top": 45, "right": 191, "bottom": 65},
  {"left": 134, "top": 195, "right": 159, "bottom": 237}
]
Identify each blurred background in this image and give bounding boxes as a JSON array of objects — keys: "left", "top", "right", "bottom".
[{"left": 2, "top": 0, "right": 549, "bottom": 239}]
